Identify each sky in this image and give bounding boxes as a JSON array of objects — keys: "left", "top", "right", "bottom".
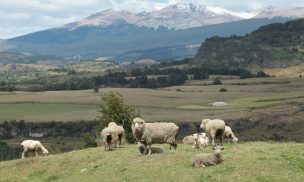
[{"left": 0, "top": 0, "right": 303, "bottom": 39}]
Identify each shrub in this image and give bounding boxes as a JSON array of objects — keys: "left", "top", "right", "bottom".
[
  {"left": 98, "top": 92, "right": 140, "bottom": 143},
  {"left": 256, "top": 71, "right": 269, "bottom": 77},
  {"left": 213, "top": 77, "right": 222, "bottom": 85},
  {"left": 219, "top": 88, "right": 228, "bottom": 92},
  {"left": 83, "top": 133, "right": 97, "bottom": 148}
]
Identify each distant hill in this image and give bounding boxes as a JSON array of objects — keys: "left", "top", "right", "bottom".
[
  {"left": 8, "top": 17, "right": 291, "bottom": 61},
  {"left": 0, "top": 51, "right": 69, "bottom": 65},
  {"left": 194, "top": 18, "right": 304, "bottom": 70}
]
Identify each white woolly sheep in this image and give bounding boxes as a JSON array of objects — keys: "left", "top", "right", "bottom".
[
  {"left": 132, "top": 117, "right": 179, "bottom": 155},
  {"left": 200, "top": 119, "right": 226, "bottom": 146},
  {"left": 192, "top": 145, "right": 224, "bottom": 168},
  {"left": 107, "top": 122, "right": 125, "bottom": 146},
  {"left": 192, "top": 133, "right": 209, "bottom": 148},
  {"left": 21, "top": 140, "right": 49, "bottom": 159},
  {"left": 138, "top": 142, "right": 164, "bottom": 155},
  {"left": 224, "top": 126, "right": 238, "bottom": 144},
  {"left": 100, "top": 127, "right": 119, "bottom": 151}
]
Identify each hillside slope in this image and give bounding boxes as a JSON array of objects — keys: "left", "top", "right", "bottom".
[
  {"left": 194, "top": 18, "right": 304, "bottom": 70},
  {"left": 0, "top": 142, "right": 303, "bottom": 182}
]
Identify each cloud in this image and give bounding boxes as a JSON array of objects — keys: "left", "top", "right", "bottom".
[{"left": 0, "top": 0, "right": 304, "bottom": 39}]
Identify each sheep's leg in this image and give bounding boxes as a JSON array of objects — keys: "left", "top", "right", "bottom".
[
  {"left": 35, "top": 149, "right": 38, "bottom": 157},
  {"left": 210, "top": 130, "right": 216, "bottom": 147},
  {"left": 22, "top": 152, "right": 26, "bottom": 159},
  {"left": 147, "top": 145, "right": 152, "bottom": 155},
  {"left": 171, "top": 143, "right": 177, "bottom": 152},
  {"left": 220, "top": 132, "right": 225, "bottom": 146}
]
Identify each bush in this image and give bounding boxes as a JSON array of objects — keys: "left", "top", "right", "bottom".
[
  {"left": 98, "top": 92, "right": 140, "bottom": 143},
  {"left": 219, "top": 88, "right": 228, "bottom": 92},
  {"left": 83, "top": 133, "right": 97, "bottom": 148},
  {"left": 256, "top": 71, "right": 269, "bottom": 77},
  {"left": 213, "top": 77, "right": 222, "bottom": 85}
]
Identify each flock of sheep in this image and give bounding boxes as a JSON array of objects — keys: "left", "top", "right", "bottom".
[{"left": 20, "top": 117, "right": 238, "bottom": 168}]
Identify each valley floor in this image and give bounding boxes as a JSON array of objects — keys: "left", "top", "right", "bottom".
[{"left": 0, "top": 142, "right": 303, "bottom": 182}]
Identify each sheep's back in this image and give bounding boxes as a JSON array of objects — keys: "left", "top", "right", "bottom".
[
  {"left": 206, "top": 119, "right": 225, "bottom": 131},
  {"left": 142, "top": 123, "right": 178, "bottom": 143}
]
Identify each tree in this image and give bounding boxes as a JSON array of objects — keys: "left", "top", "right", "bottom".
[{"left": 98, "top": 92, "right": 140, "bottom": 143}]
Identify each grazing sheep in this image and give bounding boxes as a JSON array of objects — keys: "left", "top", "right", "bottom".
[
  {"left": 192, "top": 133, "right": 209, "bottom": 148},
  {"left": 192, "top": 146, "right": 224, "bottom": 168},
  {"left": 138, "top": 142, "right": 164, "bottom": 155},
  {"left": 132, "top": 117, "right": 179, "bottom": 155},
  {"left": 224, "top": 126, "right": 238, "bottom": 144},
  {"left": 182, "top": 135, "right": 195, "bottom": 145},
  {"left": 100, "top": 127, "right": 118, "bottom": 151},
  {"left": 21, "top": 140, "right": 49, "bottom": 159},
  {"left": 200, "top": 119, "right": 226, "bottom": 146},
  {"left": 108, "top": 122, "right": 125, "bottom": 145}
]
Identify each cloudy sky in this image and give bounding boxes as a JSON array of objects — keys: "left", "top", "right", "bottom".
[{"left": 0, "top": 0, "right": 303, "bottom": 39}]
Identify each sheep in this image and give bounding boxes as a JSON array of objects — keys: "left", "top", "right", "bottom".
[
  {"left": 192, "top": 133, "right": 209, "bottom": 148},
  {"left": 182, "top": 135, "right": 195, "bottom": 145},
  {"left": 100, "top": 126, "right": 119, "bottom": 151},
  {"left": 200, "top": 119, "right": 226, "bottom": 146},
  {"left": 224, "top": 126, "right": 238, "bottom": 144},
  {"left": 132, "top": 117, "right": 179, "bottom": 155},
  {"left": 108, "top": 122, "right": 125, "bottom": 146},
  {"left": 192, "top": 145, "right": 224, "bottom": 168},
  {"left": 137, "top": 142, "right": 164, "bottom": 155},
  {"left": 21, "top": 140, "right": 49, "bottom": 159}
]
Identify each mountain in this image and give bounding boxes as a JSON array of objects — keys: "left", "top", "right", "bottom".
[
  {"left": 254, "top": 6, "right": 304, "bottom": 19},
  {"left": 5, "top": 2, "right": 304, "bottom": 61},
  {"left": 8, "top": 17, "right": 290, "bottom": 61},
  {"left": 65, "top": 2, "right": 242, "bottom": 30},
  {"left": 193, "top": 19, "right": 304, "bottom": 70}
]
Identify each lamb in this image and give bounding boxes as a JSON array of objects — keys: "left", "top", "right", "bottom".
[
  {"left": 200, "top": 119, "right": 226, "bottom": 146},
  {"left": 100, "top": 126, "right": 118, "bottom": 151},
  {"left": 108, "top": 122, "right": 125, "bottom": 145},
  {"left": 192, "top": 133, "right": 209, "bottom": 148},
  {"left": 21, "top": 140, "right": 49, "bottom": 159},
  {"left": 224, "top": 126, "right": 238, "bottom": 144},
  {"left": 138, "top": 142, "right": 164, "bottom": 155},
  {"left": 132, "top": 117, "right": 179, "bottom": 155},
  {"left": 192, "top": 145, "right": 224, "bottom": 168}
]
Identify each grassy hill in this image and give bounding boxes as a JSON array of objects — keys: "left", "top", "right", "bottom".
[
  {"left": 0, "top": 142, "right": 303, "bottom": 182},
  {"left": 194, "top": 18, "right": 304, "bottom": 71}
]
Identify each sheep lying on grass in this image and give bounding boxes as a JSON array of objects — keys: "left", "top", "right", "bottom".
[
  {"left": 138, "top": 142, "right": 164, "bottom": 155},
  {"left": 100, "top": 127, "right": 118, "bottom": 151},
  {"left": 21, "top": 140, "right": 49, "bottom": 159},
  {"left": 108, "top": 122, "right": 125, "bottom": 146},
  {"left": 182, "top": 135, "right": 195, "bottom": 145},
  {"left": 192, "top": 146, "right": 224, "bottom": 168},
  {"left": 132, "top": 117, "right": 179, "bottom": 155},
  {"left": 192, "top": 133, "right": 209, "bottom": 148},
  {"left": 224, "top": 126, "right": 238, "bottom": 144},
  {"left": 200, "top": 119, "right": 226, "bottom": 146}
]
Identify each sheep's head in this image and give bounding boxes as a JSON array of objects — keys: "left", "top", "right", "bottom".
[
  {"left": 200, "top": 119, "right": 210, "bottom": 129},
  {"left": 212, "top": 146, "right": 224, "bottom": 156},
  {"left": 132, "top": 117, "right": 145, "bottom": 130},
  {"left": 232, "top": 137, "right": 238, "bottom": 143},
  {"left": 108, "top": 122, "right": 117, "bottom": 127}
]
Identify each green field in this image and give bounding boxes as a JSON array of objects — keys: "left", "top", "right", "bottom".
[
  {"left": 0, "top": 77, "right": 303, "bottom": 122},
  {"left": 0, "top": 142, "right": 303, "bottom": 182},
  {"left": 0, "top": 103, "right": 98, "bottom": 122}
]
